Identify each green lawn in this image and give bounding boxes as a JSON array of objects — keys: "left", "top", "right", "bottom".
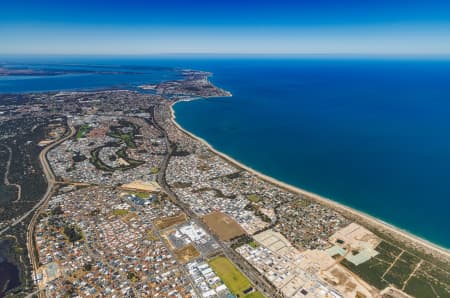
[
  {"left": 131, "top": 191, "right": 149, "bottom": 199},
  {"left": 112, "top": 209, "right": 129, "bottom": 216},
  {"left": 248, "top": 240, "right": 260, "bottom": 248},
  {"left": 149, "top": 167, "right": 159, "bottom": 174},
  {"left": 76, "top": 124, "right": 90, "bottom": 139},
  {"left": 247, "top": 194, "right": 261, "bottom": 203},
  {"left": 244, "top": 291, "right": 265, "bottom": 298},
  {"left": 209, "top": 256, "right": 255, "bottom": 297}
]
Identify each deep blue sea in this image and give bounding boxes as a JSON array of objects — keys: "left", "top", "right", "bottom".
[{"left": 1, "top": 56, "right": 450, "bottom": 248}]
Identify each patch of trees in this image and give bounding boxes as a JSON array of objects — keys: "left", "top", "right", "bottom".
[{"left": 63, "top": 224, "right": 83, "bottom": 243}]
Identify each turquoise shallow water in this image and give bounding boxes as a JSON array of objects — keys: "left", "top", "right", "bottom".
[{"left": 1, "top": 56, "right": 449, "bottom": 248}]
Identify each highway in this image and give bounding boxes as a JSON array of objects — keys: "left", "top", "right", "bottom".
[
  {"left": 153, "top": 105, "right": 281, "bottom": 298},
  {"left": 13, "top": 108, "right": 277, "bottom": 297},
  {"left": 0, "top": 126, "right": 75, "bottom": 237},
  {"left": 25, "top": 124, "right": 76, "bottom": 296}
]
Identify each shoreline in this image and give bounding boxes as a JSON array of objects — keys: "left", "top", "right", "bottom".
[{"left": 169, "top": 99, "right": 450, "bottom": 260}]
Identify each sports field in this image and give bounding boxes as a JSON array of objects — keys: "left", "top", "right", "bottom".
[{"left": 208, "top": 256, "right": 263, "bottom": 297}]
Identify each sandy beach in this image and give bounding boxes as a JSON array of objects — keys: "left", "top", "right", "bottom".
[{"left": 169, "top": 101, "right": 450, "bottom": 261}]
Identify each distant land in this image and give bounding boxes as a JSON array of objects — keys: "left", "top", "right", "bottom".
[{"left": 0, "top": 58, "right": 449, "bottom": 298}]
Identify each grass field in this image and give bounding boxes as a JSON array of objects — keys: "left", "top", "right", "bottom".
[
  {"left": 244, "top": 292, "right": 265, "bottom": 298},
  {"left": 208, "top": 256, "right": 263, "bottom": 298},
  {"left": 247, "top": 194, "right": 262, "bottom": 203},
  {"left": 149, "top": 167, "right": 159, "bottom": 174},
  {"left": 112, "top": 209, "right": 129, "bottom": 216},
  {"left": 130, "top": 191, "right": 149, "bottom": 199},
  {"left": 248, "top": 241, "right": 260, "bottom": 248},
  {"left": 76, "top": 124, "right": 90, "bottom": 139}
]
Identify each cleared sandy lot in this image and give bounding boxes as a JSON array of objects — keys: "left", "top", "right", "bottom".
[{"left": 202, "top": 211, "right": 246, "bottom": 241}]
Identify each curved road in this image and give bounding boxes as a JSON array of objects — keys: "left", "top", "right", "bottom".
[
  {"left": 0, "top": 143, "right": 22, "bottom": 202},
  {"left": 25, "top": 124, "right": 76, "bottom": 295},
  {"left": 0, "top": 125, "right": 75, "bottom": 237}
]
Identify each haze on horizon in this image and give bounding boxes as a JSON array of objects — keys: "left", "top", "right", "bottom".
[{"left": 1, "top": 0, "right": 450, "bottom": 56}]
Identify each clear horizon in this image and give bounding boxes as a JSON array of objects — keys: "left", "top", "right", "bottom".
[{"left": 1, "top": 0, "right": 450, "bottom": 55}]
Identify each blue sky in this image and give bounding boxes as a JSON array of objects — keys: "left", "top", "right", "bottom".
[{"left": 1, "top": 0, "right": 450, "bottom": 55}]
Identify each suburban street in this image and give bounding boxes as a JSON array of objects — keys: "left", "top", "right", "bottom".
[
  {"left": 154, "top": 106, "right": 280, "bottom": 298},
  {"left": 0, "top": 125, "right": 76, "bottom": 237},
  {"left": 25, "top": 124, "right": 76, "bottom": 297}
]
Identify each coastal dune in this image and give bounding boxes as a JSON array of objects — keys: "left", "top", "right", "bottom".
[{"left": 169, "top": 101, "right": 450, "bottom": 261}]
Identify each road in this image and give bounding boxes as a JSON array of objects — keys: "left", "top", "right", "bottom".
[
  {"left": 153, "top": 104, "right": 280, "bottom": 298},
  {"left": 0, "top": 143, "right": 22, "bottom": 202},
  {"left": 25, "top": 124, "right": 76, "bottom": 297},
  {"left": 14, "top": 107, "right": 276, "bottom": 297},
  {"left": 0, "top": 126, "right": 75, "bottom": 237}
]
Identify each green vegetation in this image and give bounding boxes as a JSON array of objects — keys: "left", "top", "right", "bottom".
[
  {"left": 89, "top": 209, "right": 100, "bottom": 216},
  {"left": 89, "top": 147, "right": 115, "bottom": 172},
  {"left": 230, "top": 235, "right": 255, "bottom": 249},
  {"left": 130, "top": 191, "right": 149, "bottom": 199},
  {"left": 116, "top": 148, "right": 127, "bottom": 158},
  {"left": 51, "top": 205, "right": 64, "bottom": 215},
  {"left": 0, "top": 185, "right": 18, "bottom": 204},
  {"left": 342, "top": 240, "right": 450, "bottom": 298},
  {"left": 405, "top": 263, "right": 450, "bottom": 298},
  {"left": 63, "top": 224, "right": 83, "bottom": 243},
  {"left": 119, "top": 158, "right": 145, "bottom": 170},
  {"left": 247, "top": 194, "right": 262, "bottom": 203},
  {"left": 83, "top": 263, "right": 92, "bottom": 271},
  {"left": 194, "top": 187, "right": 236, "bottom": 199},
  {"left": 248, "top": 241, "right": 260, "bottom": 248},
  {"left": 112, "top": 209, "right": 129, "bottom": 216},
  {"left": 373, "top": 240, "right": 403, "bottom": 263},
  {"left": 342, "top": 258, "right": 389, "bottom": 290},
  {"left": 149, "top": 167, "right": 159, "bottom": 174},
  {"left": 107, "top": 120, "right": 141, "bottom": 150},
  {"left": 172, "top": 181, "right": 192, "bottom": 188},
  {"left": 76, "top": 124, "right": 90, "bottom": 139},
  {"left": 291, "top": 198, "right": 310, "bottom": 208},
  {"left": 225, "top": 172, "right": 241, "bottom": 179},
  {"left": 384, "top": 252, "right": 420, "bottom": 288},
  {"left": 342, "top": 240, "right": 401, "bottom": 289},
  {"left": 127, "top": 271, "right": 140, "bottom": 282},
  {"left": 115, "top": 147, "right": 145, "bottom": 170},
  {"left": 108, "top": 132, "right": 137, "bottom": 148},
  {"left": 121, "top": 133, "right": 136, "bottom": 148},
  {"left": 89, "top": 145, "right": 144, "bottom": 172},
  {"left": 244, "top": 292, "right": 265, "bottom": 298},
  {"left": 208, "top": 256, "right": 254, "bottom": 297},
  {"left": 145, "top": 230, "right": 159, "bottom": 241},
  {"left": 72, "top": 151, "right": 87, "bottom": 163}
]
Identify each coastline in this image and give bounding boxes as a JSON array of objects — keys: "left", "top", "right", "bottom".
[{"left": 169, "top": 99, "right": 450, "bottom": 260}]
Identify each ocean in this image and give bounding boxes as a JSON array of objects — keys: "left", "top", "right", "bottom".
[{"left": 1, "top": 56, "right": 450, "bottom": 248}]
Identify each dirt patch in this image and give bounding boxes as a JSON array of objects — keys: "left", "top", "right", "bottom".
[
  {"left": 173, "top": 244, "right": 200, "bottom": 263},
  {"left": 331, "top": 268, "right": 348, "bottom": 284},
  {"left": 202, "top": 211, "right": 245, "bottom": 241},
  {"left": 155, "top": 213, "right": 187, "bottom": 230}
]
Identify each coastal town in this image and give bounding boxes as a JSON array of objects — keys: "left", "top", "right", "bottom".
[{"left": 0, "top": 70, "right": 450, "bottom": 298}]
